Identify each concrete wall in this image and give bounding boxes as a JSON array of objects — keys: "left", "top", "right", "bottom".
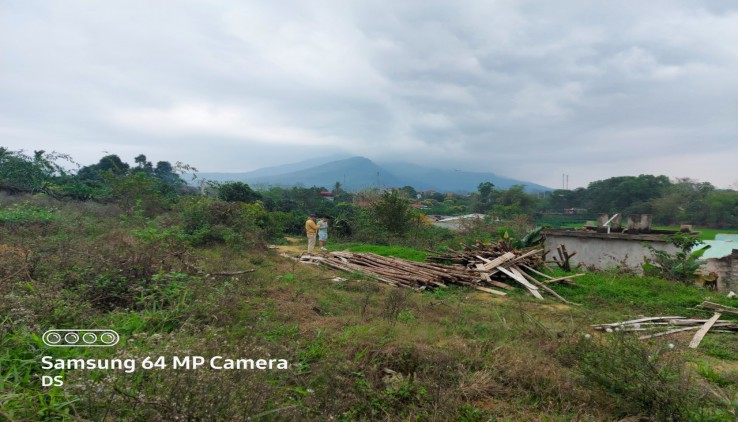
[
  {"left": 700, "top": 250, "right": 738, "bottom": 292},
  {"left": 545, "top": 229, "right": 738, "bottom": 292},
  {"left": 544, "top": 230, "right": 679, "bottom": 273}
]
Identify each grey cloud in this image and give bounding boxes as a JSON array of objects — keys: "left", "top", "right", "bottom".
[{"left": 1, "top": 0, "right": 737, "bottom": 188}]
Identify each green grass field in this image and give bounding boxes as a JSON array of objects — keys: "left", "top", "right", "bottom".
[
  {"left": 328, "top": 242, "right": 428, "bottom": 262},
  {"left": 536, "top": 215, "right": 738, "bottom": 241},
  {"left": 656, "top": 226, "right": 738, "bottom": 240}
]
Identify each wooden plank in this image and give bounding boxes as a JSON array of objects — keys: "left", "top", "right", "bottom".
[
  {"left": 697, "top": 301, "right": 738, "bottom": 317},
  {"left": 503, "top": 249, "right": 543, "bottom": 267},
  {"left": 543, "top": 273, "right": 586, "bottom": 284},
  {"left": 474, "top": 286, "right": 507, "bottom": 296},
  {"left": 592, "top": 316, "right": 688, "bottom": 328},
  {"left": 479, "top": 272, "right": 516, "bottom": 290},
  {"left": 688, "top": 312, "right": 722, "bottom": 349},
  {"left": 480, "top": 252, "right": 516, "bottom": 271},
  {"left": 521, "top": 264, "right": 555, "bottom": 279},
  {"left": 514, "top": 265, "right": 581, "bottom": 306},
  {"left": 498, "top": 266, "right": 544, "bottom": 300},
  {"left": 520, "top": 265, "right": 583, "bottom": 284},
  {"left": 639, "top": 326, "right": 700, "bottom": 340},
  {"left": 487, "top": 280, "right": 517, "bottom": 291}
]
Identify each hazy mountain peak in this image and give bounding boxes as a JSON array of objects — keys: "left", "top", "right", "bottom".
[{"left": 198, "top": 156, "right": 551, "bottom": 192}]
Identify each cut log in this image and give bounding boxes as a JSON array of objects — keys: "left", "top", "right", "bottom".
[{"left": 688, "top": 312, "right": 722, "bottom": 349}]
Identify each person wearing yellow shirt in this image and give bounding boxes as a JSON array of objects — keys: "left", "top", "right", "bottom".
[{"left": 305, "top": 214, "right": 318, "bottom": 254}]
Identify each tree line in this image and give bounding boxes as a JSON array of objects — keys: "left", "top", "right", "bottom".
[{"left": 2, "top": 148, "right": 737, "bottom": 233}]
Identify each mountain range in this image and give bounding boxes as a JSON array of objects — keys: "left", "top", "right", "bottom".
[{"left": 198, "top": 156, "right": 551, "bottom": 193}]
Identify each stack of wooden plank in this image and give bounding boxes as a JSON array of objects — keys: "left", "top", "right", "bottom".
[
  {"left": 425, "top": 242, "right": 582, "bottom": 303},
  {"left": 300, "top": 248, "right": 579, "bottom": 303},
  {"left": 426, "top": 240, "right": 543, "bottom": 268},
  {"left": 301, "top": 251, "right": 490, "bottom": 290}
]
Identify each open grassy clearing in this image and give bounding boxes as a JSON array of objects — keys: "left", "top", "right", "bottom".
[
  {"left": 2, "top": 198, "right": 738, "bottom": 420},
  {"left": 327, "top": 242, "right": 429, "bottom": 262},
  {"left": 535, "top": 215, "right": 738, "bottom": 241},
  {"left": 656, "top": 227, "right": 738, "bottom": 241}
]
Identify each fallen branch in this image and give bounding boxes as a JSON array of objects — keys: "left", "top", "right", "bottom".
[{"left": 210, "top": 269, "right": 257, "bottom": 276}]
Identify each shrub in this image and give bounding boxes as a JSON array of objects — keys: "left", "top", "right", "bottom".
[
  {"left": 560, "top": 332, "right": 706, "bottom": 420},
  {"left": 0, "top": 201, "right": 57, "bottom": 225},
  {"left": 178, "top": 197, "right": 268, "bottom": 246},
  {"left": 217, "top": 181, "right": 261, "bottom": 203},
  {"left": 643, "top": 232, "right": 710, "bottom": 283}
]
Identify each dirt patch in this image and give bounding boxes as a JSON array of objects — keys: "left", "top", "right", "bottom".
[
  {"left": 273, "top": 236, "right": 306, "bottom": 256},
  {"left": 469, "top": 292, "right": 507, "bottom": 304}
]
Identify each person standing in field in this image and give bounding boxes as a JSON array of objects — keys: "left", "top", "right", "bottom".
[
  {"left": 305, "top": 214, "right": 318, "bottom": 254},
  {"left": 318, "top": 216, "right": 330, "bottom": 251}
]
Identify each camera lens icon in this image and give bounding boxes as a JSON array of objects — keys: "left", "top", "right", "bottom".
[
  {"left": 42, "top": 329, "right": 119, "bottom": 347},
  {"left": 45, "top": 332, "right": 62, "bottom": 345},
  {"left": 100, "top": 332, "right": 117, "bottom": 344}
]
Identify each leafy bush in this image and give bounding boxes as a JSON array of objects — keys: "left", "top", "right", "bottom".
[
  {"left": 643, "top": 232, "right": 710, "bottom": 283},
  {"left": 561, "top": 332, "right": 707, "bottom": 420},
  {"left": 217, "top": 181, "right": 261, "bottom": 203},
  {"left": 105, "top": 172, "right": 179, "bottom": 216},
  {"left": 0, "top": 202, "right": 56, "bottom": 225},
  {"left": 370, "top": 189, "right": 415, "bottom": 237},
  {"left": 178, "top": 197, "right": 268, "bottom": 246}
]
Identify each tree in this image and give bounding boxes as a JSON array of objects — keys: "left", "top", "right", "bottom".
[
  {"left": 477, "top": 182, "right": 494, "bottom": 203},
  {"left": 399, "top": 185, "right": 418, "bottom": 199},
  {"left": 370, "top": 189, "right": 414, "bottom": 236},
  {"left": 652, "top": 178, "right": 715, "bottom": 225},
  {"left": 78, "top": 154, "right": 130, "bottom": 180},
  {"left": 546, "top": 188, "right": 586, "bottom": 211},
  {"left": 217, "top": 182, "right": 262, "bottom": 203},
  {"left": 491, "top": 185, "right": 539, "bottom": 218},
  {"left": 584, "top": 175, "right": 671, "bottom": 214},
  {"left": 0, "top": 148, "right": 76, "bottom": 195},
  {"left": 134, "top": 154, "right": 153, "bottom": 173}
]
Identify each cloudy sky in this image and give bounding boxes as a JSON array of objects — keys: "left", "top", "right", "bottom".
[{"left": 2, "top": 0, "right": 737, "bottom": 189}]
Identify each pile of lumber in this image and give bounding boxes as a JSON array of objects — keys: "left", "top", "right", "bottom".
[
  {"left": 593, "top": 303, "right": 738, "bottom": 348},
  {"left": 426, "top": 240, "right": 544, "bottom": 268},
  {"left": 425, "top": 242, "right": 582, "bottom": 303},
  {"left": 300, "top": 247, "right": 580, "bottom": 304},
  {"left": 301, "top": 251, "right": 491, "bottom": 292}
]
